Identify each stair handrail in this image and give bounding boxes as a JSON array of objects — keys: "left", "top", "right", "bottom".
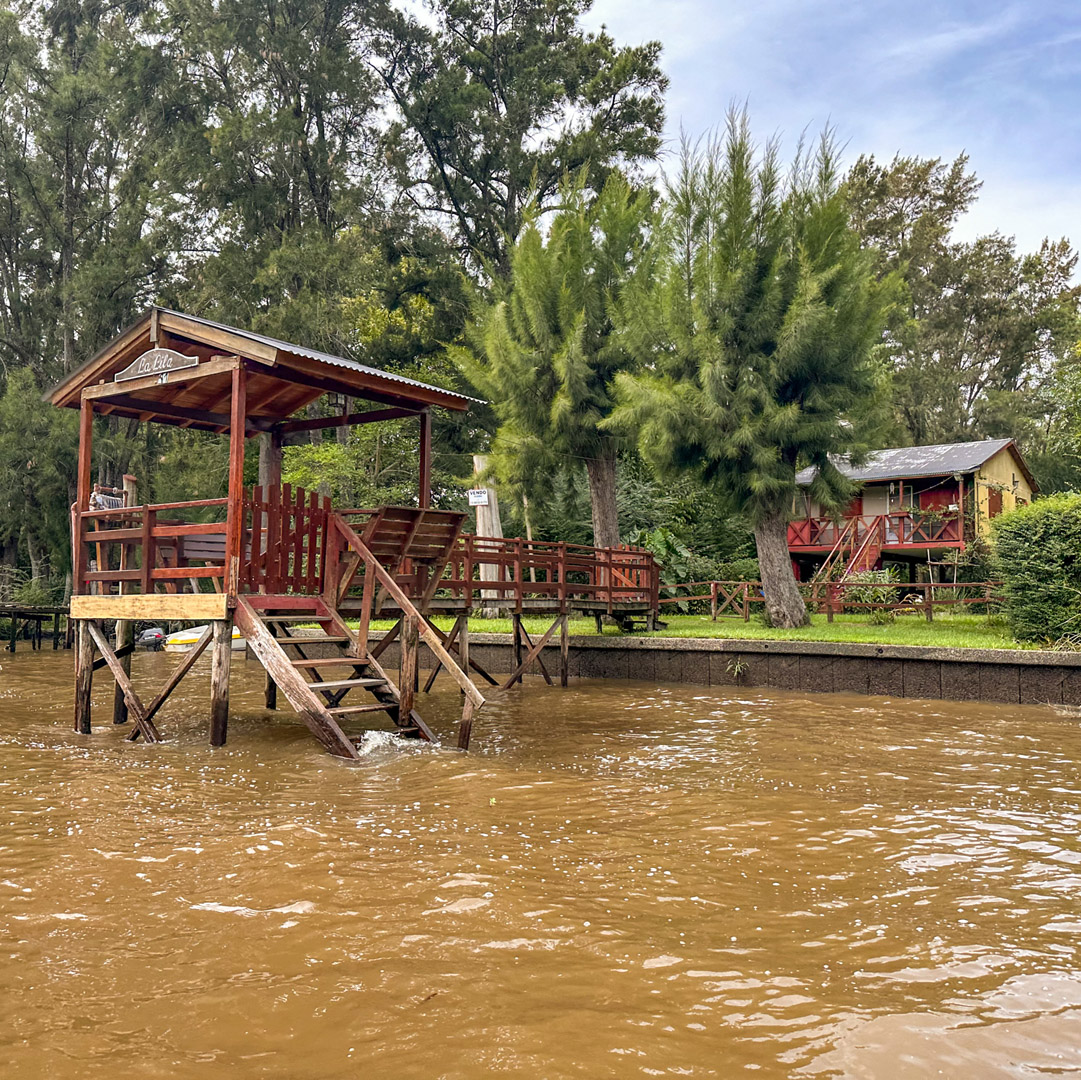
[
  {"left": 331, "top": 515, "right": 485, "bottom": 711},
  {"left": 810, "top": 515, "right": 858, "bottom": 585},
  {"left": 842, "top": 514, "right": 886, "bottom": 579}
]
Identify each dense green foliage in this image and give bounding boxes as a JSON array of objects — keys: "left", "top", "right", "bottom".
[
  {"left": 610, "top": 113, "right": 896, "bottom": 626},
  {"left": 455, "top": 173, "right": 651, "bottom": 546},
  {"left": 0, "top": 1, "right": 1076, "bottom": 630},
  {"left": 992, "top": 494, "right": 1081, "bottom": 642}
]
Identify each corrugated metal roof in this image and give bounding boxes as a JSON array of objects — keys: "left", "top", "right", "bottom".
[
  {"left": 157, "top": 307, "right": 483, "bottom": 406},
  {"left": 795, "top": 439, "right": 1021, "bottom": 485}
]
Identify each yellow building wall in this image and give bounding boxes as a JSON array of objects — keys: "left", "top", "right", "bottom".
[{"left": 972, "top": 448, "right": 1034, "bottom": 538}]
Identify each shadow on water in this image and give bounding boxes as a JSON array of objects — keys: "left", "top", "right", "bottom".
[{"left": 1, "top": 649, "right": 1080, "bottom": 1078}]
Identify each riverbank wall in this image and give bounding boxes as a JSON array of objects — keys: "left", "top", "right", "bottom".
[{"left": 358, "top": 632, "right": 1081, "bottom": 707}]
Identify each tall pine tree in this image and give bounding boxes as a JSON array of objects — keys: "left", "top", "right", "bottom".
[
  {"left": 455, "top": 173, "right": 652, "bottom": 548},
  {"left": 611, "top": 112, "right": 895, "bottom": 627}
]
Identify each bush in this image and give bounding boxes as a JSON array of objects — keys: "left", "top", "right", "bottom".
[
  {"left": 843, "top": 568, "right": 900, "bottom": 624},
  {"left": 993, "top": 493, "right": 1081, "bottom": 642}
]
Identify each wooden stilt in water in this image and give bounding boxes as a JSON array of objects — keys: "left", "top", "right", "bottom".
[
  {"left": 459, "top": 618, "right": 469, "bottom": 696},
  {"left": 499, "top": 615, "right": 562, "bottom": 691},
  {"left": 264, "top": 623, "right": 278, "bottom": 710},
  {"left": 52, "top": 612, "right": 61, "bottom": 650},
  {"left": 209, "top": 618, "right": 232, "bottom": 747},
  {"left": 457, "top": 696, "right": 476, "bottom": 751},
  {"left": 512, "top": 613, "right": 523, "bottom": 686},
  {"left": 560, "top": 614, "right": 569, "bottom": 688},
  {"left": 399, "top": 613, "right": 419, "bottom": 722},
  {"left": 87, "top": 620, "right": 160, "bottom": 743},
  {"left": 113, "top": 619, "right": 134, "bottom": 724},
  {"left": 74, "top": 620, "right": 94, "bottom": 734}
]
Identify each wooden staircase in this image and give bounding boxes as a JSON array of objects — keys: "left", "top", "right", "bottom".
[
  {"left": 231, "top": 505, "right": 486, "bottom": 759},
  {"left": 234, "top": 595, "right": 437, "bottom": 760}
]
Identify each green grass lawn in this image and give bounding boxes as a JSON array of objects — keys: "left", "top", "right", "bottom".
[{"left": 366, "top": 611, "right": 1025, "bottom": 651}]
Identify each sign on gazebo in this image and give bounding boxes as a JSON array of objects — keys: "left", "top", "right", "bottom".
[{"left": 115, "top": 348, "right": 199, "bottom": 382}]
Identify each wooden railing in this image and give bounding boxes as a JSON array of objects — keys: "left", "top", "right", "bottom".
[
  {"left": 75, "top": 499, "right": 229, "bottom": 595},
  {"left": 434, "top": 535, "right": 659, "bottom": 613},
  {"left": 75, "top": 491, "right": 661, "bottom": 617},
  {"left": 242, "top": 485, "right": 330, "bottom": 594},
  {"left": 789, "top": 512, "right": 963, "bottom": 549},
  {"left": 659, "top": 579, "right": 1003, "bottom": 622}
]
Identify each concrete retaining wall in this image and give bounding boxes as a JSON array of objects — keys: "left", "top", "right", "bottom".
[{"left": 325, "top": 632, "right": 1081, "bottom": 708}]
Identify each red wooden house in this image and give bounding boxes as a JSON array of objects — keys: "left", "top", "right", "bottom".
[{"left": 788, "top": 439, "right": 1037, "bottom": 581}]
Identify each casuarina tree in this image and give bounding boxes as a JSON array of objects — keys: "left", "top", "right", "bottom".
[
  {"left": 610, "top": 111, "right": 895, "bottom": 627},
  {"left": 455, "top": 173, "right": 652, "bottom": 548}
]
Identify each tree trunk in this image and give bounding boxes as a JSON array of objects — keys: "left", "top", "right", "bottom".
[
  {"left": 585, "top": 451, "right": 620, "bottom": 549},
  {"left": 754, "top": 510, "right": 809, "bottom": 628}
]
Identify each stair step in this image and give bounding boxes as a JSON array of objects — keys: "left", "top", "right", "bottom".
[
  {"left": 290, "top": 657, "right": 369, "bottom": 668},
  {"left": 306, "top": 678, "right": 387, "bottom": 691},
  {"left": 329, "top": 703, "right": 399, "bottom": 716},
  {"left": 278, "top": 635, "right": 351, "bottom": 645},
  {"left": 262, "top": 614, "right": 333, "bottom": 623}
]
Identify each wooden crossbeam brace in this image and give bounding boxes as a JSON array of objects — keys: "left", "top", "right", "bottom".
[
  {"left": 423, "top": 618, "right": 498, "bottom": 687},
  {"left": 275, "top": 406, "right": 421, "bottom": 434},
  {"left": 499, "top": 615, "right": 562, "bottom": 691},
  {"left": 517, "top": 623, "right": 553, "bottom": 685},
  {"left": 92, "top": 640, "right": 135, "bottom": 671},
  {"left": 423, "top": 615, "right": 462, "bottom": 693},
  {"left": 126, "top": 625, "right": 213, "bottom": 741},
  {"left": 86, "top": 621, "right": 161, "bottom": 743}
]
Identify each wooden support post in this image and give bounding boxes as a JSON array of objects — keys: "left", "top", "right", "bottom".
[
  {"left": 418, "top": 410, "right": 432, "bottom": 509},
  {"left": 459, "top": 618, "right": 469, "bottom": 696},
  {"left": 87, "top": 620, "right": 161, "bottom": 743},
  {"left": 74, "top": 620, "right": 94, "bottom": 734},
  {"left": 423, "top": 615, "right": 461, "bottom": 693},
  {"left": 500, "top": 615, "right": 562, "bottom": 691},
  {"left": 710, "top": 581, "right": 718, "bottom": 621},
  {"left": 593, "top": 613, "right": 603, "bottom": 634},
  {"left": 224, "top": 366, "right": 247, "bottom": 596},
  {"left": 518, "top": 623, "right": 553, "bottom": 685},
  {"left": 512, "top": 613, "right": 523, "bottom": 685},
  {"left": 7, "top": 615, "right": 15, "bottom": 653},
  {"left": 112, "top": 618, "right": 135, "bottom": 724},
  {"left": 52, "top": 612, "right": 61, "bottom": 650},
  {"left": 924, "top": 583, "right": 934, "bottom": 622},
  {"left": 399, "top": 613, "right": 419, "bottom": 722},
  {"left": 209, "top": 619, "right": 232, "bottom": 746},
  {"left": 457, "top": 697, "right": 476, "bottom": 751},
  {"left": 265, "top": 621, "right": 278, "bottom": 710},
  {"left": 560, "top": 614, "right": 569, "bottom": 688}
]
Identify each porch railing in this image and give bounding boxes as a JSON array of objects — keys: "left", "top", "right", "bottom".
[{"left": 788, "top": 511, "right": 963, "bottom": 549}]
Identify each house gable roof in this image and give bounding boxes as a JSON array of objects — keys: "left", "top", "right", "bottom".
[{"left": 796, "top": 439, "right": 1038, "bottom": 492}]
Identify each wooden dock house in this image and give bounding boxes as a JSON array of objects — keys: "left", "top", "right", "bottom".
[{"left": 50, "top": 308, "right": 660, "bottom": 757}]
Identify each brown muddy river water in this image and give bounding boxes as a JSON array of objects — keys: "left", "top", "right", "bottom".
[{"left": 2, "top": 650, "right": 1081, "bottom": 1078}]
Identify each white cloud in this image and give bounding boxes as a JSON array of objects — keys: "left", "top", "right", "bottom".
[{"left": 584, "top": 0, "right": 1081, "bottom": 255}]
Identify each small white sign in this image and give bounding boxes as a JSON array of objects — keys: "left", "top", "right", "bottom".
[{"left": 467, "top": 488, "right": 489, "bottom": 507}]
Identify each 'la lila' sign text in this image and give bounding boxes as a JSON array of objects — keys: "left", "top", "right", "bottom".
[{"left": 115, "top": 347, "right": 199, "bottom": 383}]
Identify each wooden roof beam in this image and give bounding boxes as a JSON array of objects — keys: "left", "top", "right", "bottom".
[
  {"left": 254, "top": 359, "right": 453, "bottom": 414},
  {"left": 81, "top": 353, "right": 241, "bottom": 402},
  {"left": 274, "top": 405, "right": 422, "bottom": 434},
  {"left": 88, "top": 393, "right": 275, "bottom": 434}
]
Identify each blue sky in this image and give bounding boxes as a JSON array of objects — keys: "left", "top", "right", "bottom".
[{"left": 585, "top": 0, "right": 1081, "bottom": 252}]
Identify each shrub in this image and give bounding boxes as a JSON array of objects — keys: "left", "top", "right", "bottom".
[
  {"left": 992, "top": 493, "right": 1081, "bottom": 642},
  {"left": 843, "top": 568, "right": 900, "bottom": 624}
]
